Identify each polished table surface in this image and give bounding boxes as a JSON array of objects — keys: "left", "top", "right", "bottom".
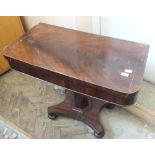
[{"left": 4, "top": 23, "right": 149, "bottom": 105}]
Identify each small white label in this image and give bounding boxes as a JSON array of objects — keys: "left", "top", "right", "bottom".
[
  {"left": 125, "top": 69, "right": 133, "bottom": 73},
  {"left": 121, "top": 72, "right": 129, "bottom": 77}
]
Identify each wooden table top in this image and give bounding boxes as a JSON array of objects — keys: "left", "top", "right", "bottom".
[{"left": 4, "top": 23, "right": 149, "bottom": 105}]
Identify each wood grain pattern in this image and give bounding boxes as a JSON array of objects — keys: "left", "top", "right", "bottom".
[
  {"left": 4, "top": 23, "right": 149, "bottom": 105},
  {"left": 0, "top": 16, "right": 24, "bottom": 74}
]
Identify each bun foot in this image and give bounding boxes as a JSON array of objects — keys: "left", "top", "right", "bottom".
[
  {"left": 105, "top": 103, "right": 116, "bottom": 110},
  {"left": 48, "top": 113, "right": 58, "bottom": 120},
  {"left": 94, "top": 130, "right": 105, "bottom": 138}
]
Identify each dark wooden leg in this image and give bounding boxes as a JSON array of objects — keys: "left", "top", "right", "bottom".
[{"left": 48, "top": 92, "right": 106, "bottom": 138}]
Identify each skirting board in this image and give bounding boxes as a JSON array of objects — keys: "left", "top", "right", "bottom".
[{"left": 123, "top": 103, "right": 155, "bottom": 127}]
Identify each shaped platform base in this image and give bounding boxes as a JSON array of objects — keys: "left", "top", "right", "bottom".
[{"left": 48, "top": 92, "right": 115, "bottom": 138}]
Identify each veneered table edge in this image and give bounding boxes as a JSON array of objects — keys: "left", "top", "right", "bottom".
[{"left": 4, "top": 55, "right": 139, "bottom": 106}]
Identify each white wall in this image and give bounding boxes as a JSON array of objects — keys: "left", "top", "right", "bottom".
[
  {"left": 100, "top": 16, "right": 155, "bottom": 84},
  {"left": 75, "top": 16, "right": 92, "bottom": 33},
  {"left": 23, "top": 16, "right": 76, "bottom": 30},
  {"left": 23, "top": 16, "right": 93, "bottom": 33}
]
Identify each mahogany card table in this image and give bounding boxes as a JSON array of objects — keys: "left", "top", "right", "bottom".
[{"left": 3, "top": 23, "right": 149, "bottom": 138}]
